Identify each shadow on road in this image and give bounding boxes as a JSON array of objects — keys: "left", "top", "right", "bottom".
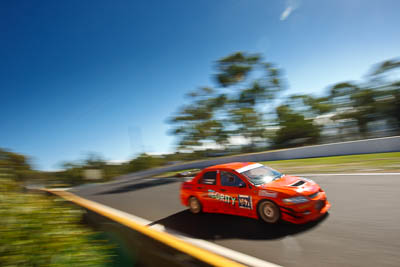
[
  {"left": 149, "top": 210, "right": 329, "bottom": 241},
  {"left": 96, "top": 178, "right": 180, "bottom": 195}
]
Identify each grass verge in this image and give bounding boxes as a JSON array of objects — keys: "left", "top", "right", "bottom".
[{"left": 261, "top": 152, "right": 400, "bottom": 174}]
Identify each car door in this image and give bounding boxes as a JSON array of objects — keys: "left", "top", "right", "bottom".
[
  {"left": 196, "top": 170, "right": 220, "bottom": 212},
  {"left": 218, "top": 170, "right": 252, "bottom": 215}
]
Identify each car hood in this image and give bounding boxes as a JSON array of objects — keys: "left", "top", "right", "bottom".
[{"left": 257, "top": 175, "right": 320, "bottom": 196}]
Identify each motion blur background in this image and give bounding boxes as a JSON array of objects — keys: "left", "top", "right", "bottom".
[
  {"left": 1, "top": 0, "right": 399, "bottom": 184},
  {"left": 1, "top": 1, "right": 399, "bottom": 266}
]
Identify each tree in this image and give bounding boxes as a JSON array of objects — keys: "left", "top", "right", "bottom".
[
  {"left": 370, "top": 59, "right": 400, "bottom": 76},
  {"left": 83, "top": 153, "right": 106, "bottom": 169},
  {"left": 169, "top": 52, "right": 285, "bottom": 151},
  {"left": 215, "top": 52, "right": 285, "bottom": 146},
  {"left": 286, "top": 94, "right": 334, "bottom": 118},
  {"left": 273, "top": 105, "right": 321, "bottom": 147},
  {"left": 329, "top": 82, "right": 360, "bottom": 108},
  {"left": 368, "top": 59, "right": 400, "bottom": 131},
  {"left": 0, "top": 149, "right": 32, "bottom": 182},
  {"left": 329, "top": 84, "right": 378, "bottom": 137},
  {"left": 127, "top": 153, "right": 166, "bottom": 173},
  {"left": 348, "top": 89, "right": 377, "bottom": 136},
  {"left": 215, "top": 52, "right": 260, "bottom": 87},
  {"left": 169, "top": 87, "right": 228, "bottom": 150},
  {"left": 328, "top": 59, "right": 400, "bottom": 137},
  {"left": 328, "top": 82, "right": 365, "bottom": 136},
  {"left": 58, "top": 162, "right": 85, "bottom": 185},
  {"left": 376, "top": 81, "right": 400, "bottom": 130},
  {"left": 169, "top": 53, "right": 399, "bottom": 153}
]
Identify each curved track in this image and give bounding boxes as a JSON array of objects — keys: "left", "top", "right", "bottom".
[{"left": 73, "top": 173, "right": 400, "bottom": 267}]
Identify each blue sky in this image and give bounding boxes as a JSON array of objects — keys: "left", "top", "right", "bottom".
[{"left": 1, "top": 0, "right": 399, "bottom": 170}]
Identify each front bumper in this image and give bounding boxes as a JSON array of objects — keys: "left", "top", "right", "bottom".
[{"left": 280, "top": 192, "right": 331, "bottom": 224}]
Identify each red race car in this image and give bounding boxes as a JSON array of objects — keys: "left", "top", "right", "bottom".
[{"left": 180, "top": 162, "right": 330, "bottom": 224}]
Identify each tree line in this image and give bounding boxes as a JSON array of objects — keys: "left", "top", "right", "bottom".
[
  {"left": 169, "top": 52, "right": 400, "bottom": 151},
  {"left": 1, "top": 52, "right": 398, "bottom": 185}
]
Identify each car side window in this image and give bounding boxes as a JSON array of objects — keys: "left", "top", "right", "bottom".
[
  {"left": 199, "top": 171, "right": 217, "bottom": 185},
  {"left": 220, "top": 171, "right": 245, "bottom": 187}
]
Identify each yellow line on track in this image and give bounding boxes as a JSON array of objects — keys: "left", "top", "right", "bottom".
[{"left": 46, "top": 189, "right": 245, "bottom": 267}]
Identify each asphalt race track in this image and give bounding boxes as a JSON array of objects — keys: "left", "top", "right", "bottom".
[{"left": 73, "top": 174, "right": 400, "bottom": 267}]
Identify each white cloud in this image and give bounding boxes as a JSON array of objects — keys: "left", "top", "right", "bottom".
[
  {"left": 280, "top": 6, "right": 293, "bottom": 20},
  {"left": 280, "top": 0, "right": 300, "bottom": 21}
]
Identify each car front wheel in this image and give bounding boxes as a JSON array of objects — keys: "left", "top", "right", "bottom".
[
  {"left": 258, "top": 200, "right": 280, "bottom": 223},
  {"left": 188, "top": 196, "right": 202, "bottom": 214}
]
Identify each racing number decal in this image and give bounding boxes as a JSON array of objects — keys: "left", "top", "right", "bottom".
[
  {"left": 238, "top": 195, "right": 252, "bottom": 209},
  {"left": 208, "top": 190, "right": 252, "bottom": 209}
]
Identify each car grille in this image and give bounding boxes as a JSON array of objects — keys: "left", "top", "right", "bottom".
[{"left": 308, "top": 191, "right": 319, "bottom": 199}]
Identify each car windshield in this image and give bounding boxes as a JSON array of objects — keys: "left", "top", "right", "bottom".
[{"left": 242, "top": 166, "right": 282, "bottom": 186}]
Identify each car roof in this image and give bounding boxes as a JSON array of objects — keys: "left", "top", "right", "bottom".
[{"left": 204, "top": 162, "right": 256, "bottom": 172}]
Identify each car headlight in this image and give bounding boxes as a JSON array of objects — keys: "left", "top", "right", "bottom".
[{"left": 282, "top": 196, "right": 309, "bottom": 204}]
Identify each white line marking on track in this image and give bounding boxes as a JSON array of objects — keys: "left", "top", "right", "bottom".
[{"left": 295, "top": 173, "right": 400, "bottom": 176}]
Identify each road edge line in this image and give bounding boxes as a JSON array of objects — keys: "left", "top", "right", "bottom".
[{"left": 294, "top": 173, "right": 400, "bottom": 176}]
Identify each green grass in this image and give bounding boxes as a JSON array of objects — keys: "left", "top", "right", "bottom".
[
  {"left": 261, "top": 152, "right": 400, "bottom": 174},
  {"left": 153, "top": 152, "right": 400, "bottom": 177}
]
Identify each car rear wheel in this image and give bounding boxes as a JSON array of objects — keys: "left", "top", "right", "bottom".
[
  {"left": 258, "top": 200, "right": 280, "bottom": 223},
  {"left": 188, "top": 197, "right": 202, "bottom": 214}
]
